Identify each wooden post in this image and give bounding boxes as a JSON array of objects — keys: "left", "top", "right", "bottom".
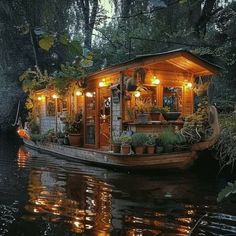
[
  {"left": 55, "top": 97, "right": 58, "bottom": 136},
  {"left": 120, "top": 72, "right": 124, "bottom": 132}
]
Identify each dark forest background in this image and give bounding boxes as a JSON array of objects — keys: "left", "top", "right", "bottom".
[{"left": 0, "top": 0, "right": 235, "bottom": 130}]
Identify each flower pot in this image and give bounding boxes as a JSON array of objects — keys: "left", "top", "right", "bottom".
[
  {"left": 150, "top": 112, "right": 161, "bottom": 121},
  {"left": 137, "top": 113, "right": 149, "bottom": 124},
  {"left": 68, "top": 134, "right": 81, "bottom": 147},
  {"left": 146, "top": 144, "right": 155, "bottom": 154},
  {"left": 112, "top": 144, "right": 121, "bottom": 153},
  {"left": 134, "top": 146, "right": 145, "bottom": 155},
  {"left": 121, "top": 144, "right": 131, "bottom": 155},
  {"left": 162, "top": 112, "right": 181, "bottom": 121}
]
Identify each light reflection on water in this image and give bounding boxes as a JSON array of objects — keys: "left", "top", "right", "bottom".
[{"left": 0, "top": 138, "right": 235, "bottom": 235}]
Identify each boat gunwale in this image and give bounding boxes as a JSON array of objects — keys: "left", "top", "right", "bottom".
[{"left": 23, "top": 139, "right": 197, "bottom": 170}]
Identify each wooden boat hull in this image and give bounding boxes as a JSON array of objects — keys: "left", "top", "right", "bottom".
[{"left": 23, "top": 139, "right": 197, "bottom": 170}]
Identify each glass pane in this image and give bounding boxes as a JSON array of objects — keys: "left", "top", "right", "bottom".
[
  {"left": 85, "top": 91, "right": 96, "bottom": 145},
  {"left": 163, "top": 87, "right": 182, "bottom": 112}
]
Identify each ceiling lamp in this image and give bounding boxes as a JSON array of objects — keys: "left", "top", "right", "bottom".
[{"left": 151, "top": 76, "right": 160, "bottom": 85}]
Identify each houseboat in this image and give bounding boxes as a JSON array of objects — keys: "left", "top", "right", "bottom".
[{"left": 22, "top": 49, "right": 221, "bottom": 170}]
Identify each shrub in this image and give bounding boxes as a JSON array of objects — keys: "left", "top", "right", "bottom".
[
  {"left": 110, "top": 137, "right": 122, "bottom": 145},
  {"left": 159, "top": 129, "right": 177, "bottom": 146},
  {"left": 145, "top": 135, "right": 156, "bottom": 145},
  {"left": 131, "top": 133, "right": 148, "bottom": 146},
  {"left": 120, "top": 134, "right": 132, "bottom": 145}
]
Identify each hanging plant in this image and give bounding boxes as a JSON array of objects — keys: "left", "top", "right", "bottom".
[{"left": 193, "top": 77, "right": 209, "bottom": 96}]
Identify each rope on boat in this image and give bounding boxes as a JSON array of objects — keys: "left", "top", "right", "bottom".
[{"left": 12, "top": 100, "right": 20, "bottom": 127}]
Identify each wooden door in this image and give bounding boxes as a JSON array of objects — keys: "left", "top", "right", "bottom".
[
  {"left": 84, "top": 90, "right": 97, "bottom": 148},
  {"left": 99, "top": 87, "right": 111, "bottom": 150}
]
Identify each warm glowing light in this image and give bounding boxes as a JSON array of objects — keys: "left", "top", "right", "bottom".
[
  {"left": 99, "top": 79, "right": 108, "bottom": 87},
  {"left": 76, "top": 90, "right": 82, "bottom": 96},
  {"left": 37, "top": 96, "right": 42, "bottom": 101},
  {"left": 52, "top": 94, "right": 59, "bottom": 99},
  {"left": 17, "top": 128, "right": 30, "bottom": 139},
  {"left": 152, "top": 76, "right": 160, "bottom": 85},
  {"left": 134, "top": 91, "right": 141, "bottom": 98},
  {"left": 185, "top": 82, "right": 193, "bottom": 89},
  {"left": 85, "top": 92, "right": 93, "bottom": 97}
]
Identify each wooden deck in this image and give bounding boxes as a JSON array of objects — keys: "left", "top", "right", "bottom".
[{"left": 23, "top": 139, "right": 197, "bottom": 170}]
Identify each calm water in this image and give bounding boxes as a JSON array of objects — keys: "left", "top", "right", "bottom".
[{"left": 0, "top": 134, "right": 236, "bottom": 236}]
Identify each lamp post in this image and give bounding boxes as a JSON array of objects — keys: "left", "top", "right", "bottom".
[{"left": 52, "top": 94, "right": 59, "bottom": 136}]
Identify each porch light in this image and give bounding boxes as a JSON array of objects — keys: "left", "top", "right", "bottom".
[
  {"left": 99, "top": 79, "right": 108, "bottom": 87},
  {"left": 75, "top": 90, "right": 83, "bottom": 96},
  {"left": 85, "top": 92, "right": 93, "bottom": 97},
  {"left": 52, "top": 94, "right": 59, "bottom": 99},
  {"left": 151, "top": 76, "right": 160, "bottom": 85},
  {"left": 134, "top": 91, "right": 141, "bottom": 98},
  {"left": 185, "top": 82, "right": 193, "bottom": 89},
  {"left": 37, "top": 95, "right": 45, "bottom": 101}
]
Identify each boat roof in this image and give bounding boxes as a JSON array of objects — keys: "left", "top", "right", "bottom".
[{"left": 88, "top": 49, "right": 222, "bottom": 78}]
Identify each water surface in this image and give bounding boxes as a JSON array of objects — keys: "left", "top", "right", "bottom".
[{"left": 0, "top": 134, "right": 236, "bottom": 235}]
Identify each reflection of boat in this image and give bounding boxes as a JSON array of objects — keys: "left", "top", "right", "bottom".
[
  {"left": 17, "top": 146, "right": 30, "bottom": 168},
  {"left": 24, "top": 167, "right": 112, "bottom": 235}
]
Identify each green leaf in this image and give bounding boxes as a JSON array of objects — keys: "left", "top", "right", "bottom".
[
  {"left": 39, "top": 35, "right": 55, "bottom": 51},
  {"left": 68, "top": 40, "right": 82, "bottom": 55},
  {"left": 217, "top": 181, "right": 236, "bottom": 202},
  {"left": 80, "top": 51, "right": 94, "bottom": 68},
  {"left": 59, "top": 34, "right": 69, "bottom": 45}
]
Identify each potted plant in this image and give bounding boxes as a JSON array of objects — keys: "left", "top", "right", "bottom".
[
  {"left": 57, "top": 131, "right": 65, "bottom": 145},
  {"left": 68, "top": 121, "right": 81, "bottom": 146},
  {"left": 64, "top": 112, "right": 83, "bottom": 147},
  {"left": 158, "top": 129, "right": 177, "bottom": 153},
  {"left": 131, "top": 132, "right": 148, "bottom": 154},
  {"left": 111, "top": 137, "right": 122, "bottom": 153},
  {"left": 145, "top": 135, "right": 156, "bottom": 154},
  {"left": 149, "top": 105, "right": 162, "bottom": 121},
  {"left": 46, "top": 129, "right": 54, "bottom": 142},
  {"left": 120, "top": 134, "right": 132, "bottom": 155}
]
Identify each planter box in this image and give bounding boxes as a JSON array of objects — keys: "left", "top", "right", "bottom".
[
  {"left": 137, "top": 113, "right": 149, "bottom": 124},
  {"left": 162, "top": 112, "right": 181, "bottom": 121},
  {"left": 150, "top": 112, "right": 161, "bottom": 121}
]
